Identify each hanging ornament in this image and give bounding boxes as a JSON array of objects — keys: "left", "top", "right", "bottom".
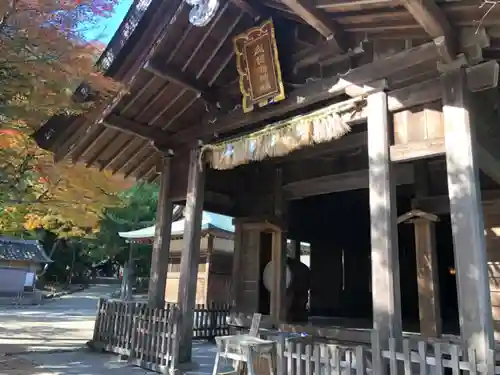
[{"left": 186, "top": 0, "right": 219, "bottom": 27}]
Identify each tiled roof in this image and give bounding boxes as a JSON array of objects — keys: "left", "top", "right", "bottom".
[{"left": 0, "top": 237, "right": 52, "bottom": 263}]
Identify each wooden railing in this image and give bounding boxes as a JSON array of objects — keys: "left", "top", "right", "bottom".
[
  {"left": 257, "top": 330, "right": 500, "bottom": 375},
  {"left": 374, "top": 332, "right": 498, "bottom": 375},
  {"left": 193, "top": 303, "right": 231, "bottom": 339},
  {"left": 93, "top": 301, "right": 500, "bottom": 374},
  {"left": 91, "top": 299, "right": 180, "bottom": 373},
  {"left": 165, "top": 302, "right": 231, "bottom": 339},
  {"left": 91, "top": 300, "right": 231, "bottom": 372}
]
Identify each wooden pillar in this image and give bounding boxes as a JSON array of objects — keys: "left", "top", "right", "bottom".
[
  {"left": 177, "top": 147, "right": 206, "bottom": 363},
  {"left": 414, "top": 218, "right": 441, "bottom": 337},
  {"left": 413, "top": 162, "right": 441, "bottom": 338},
  {"left": 148, "top": 153, "right": 174, "bottom": 308},
  {"left": 367, "top": 89, "right": 402, "bottom": 346},
  {"left": 230, "top": 220, "right": 243, "bottom": 308},
  {"left": 441, "top": 68, "right": 493, "bottom": 360},
  {"left": 271, "top": 231, "right": 286, "bottom": 323},
  {"left": 204, "top": 235, "right": 213, "bottom": 305},
  {"left": 271, "top": 168, "right": 286, "bottom": 323}
]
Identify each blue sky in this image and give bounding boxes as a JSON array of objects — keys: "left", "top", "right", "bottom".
[{"left": 84, "top": 0, "right": 134, "bottom": 44}]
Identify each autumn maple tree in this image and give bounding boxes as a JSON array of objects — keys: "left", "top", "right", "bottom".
[
  {"left": 0, "top": 0, "right": 130, "bottom": 231},
  {"left": 0, "top": 129, "right": 134, "bottom": 235},
  {"left": 0, "top": 0, "right": 120, "bottom": 130}
]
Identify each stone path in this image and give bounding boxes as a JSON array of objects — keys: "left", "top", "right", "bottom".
[
  {"left": 0, "top": 285, "right": 222, "bottom": 375},
  {"left": 0, "top": 285, "right": 118, "bottom": 354},
  {"left": 12, "top": 343, "right": 223, "bottom": 375}
]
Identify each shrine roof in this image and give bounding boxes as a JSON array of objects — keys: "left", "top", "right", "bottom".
[
  {"left": 118, "top": 211, "right": 235, "bottom": 239},
  {"left": 33, "top": 0, "right": 500, "bottom": 184}
]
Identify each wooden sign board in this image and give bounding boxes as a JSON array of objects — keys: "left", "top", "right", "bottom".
[{"left": 233, "top": 19, "right": 285, "bottom": 113}]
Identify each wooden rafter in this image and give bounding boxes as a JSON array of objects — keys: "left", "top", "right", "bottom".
[
  {"left": 53, "top": 1, "right": 232, "bottom": 165},
  {"left": 111, "top": 142, "right": 145, "bottom": 174},
  {"left": 172, "top": 42, "right": 440, "bottom": 145},
  {"left": 292, "top": 39, "right": 364, "bottom": 70},
  {"left": 104, "top": 114, "right": 171, "bottom": 145},
  {"left": 400, "top": 0, "right": 457, "bottom": 63},
  {"left": 284, "top": 162, "right": 414, "bottom": 200},
  {"left": 80, "top": 16, "right": 197, "bottom": 168},
  {"left": 145, "top": 61, "right": 222, "bottom": 108},
  {"left": 413, "top": 190, "right": 500, "bottom": 215},
  {"left": 125, "top": 151, "right": 158, "bottom": 179},
  {"left": 83, "top": 77, "right": 158, "bottom": 168},
  {"left": 51, "top": 0, "right": 186, "bottom": 162},
  {"left": 169, "top": 46, "right": 496, "bottom": 148},
  {"left": 279, "top": 0, "right": 348, "bottom": 51},
  {"left": 230, "top": 0, "right": 267, "bottom": 20},
  {"left": 104, "top": 55, "right": 497, "bottom": 180},
  {"left": 107, "top": 9, "right": 245, "bottom": 176}
]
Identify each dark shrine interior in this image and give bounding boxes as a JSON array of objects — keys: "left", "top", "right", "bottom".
[
  {"left": 206, "top": 136, "right": 500, "bottom": 335},
  {"left": 284, "top": 185, "right": 460, "bottom": 335}
]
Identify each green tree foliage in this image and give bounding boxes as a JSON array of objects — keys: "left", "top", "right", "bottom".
[
  {"left": 40, "top": 235, "right": 93, "bottom": 284},
  {"left": 91, "top": 183, "right": 159, "bottom": 270}
]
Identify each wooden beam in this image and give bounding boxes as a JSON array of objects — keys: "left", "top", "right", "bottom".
[
  {"left": 460, "top": 27, "right": 491, "bottom": 65},
  {"left": 176, "top": 148, "right": 205, "bottom": 364},
  {"left": 230, "top": 221, "right": 243, "bottom": 307},
  {"left": 169, "top": 190, "right": 233, "bottom": 208},
  {"left": 53, "top": 0, "right": 234, "bottom": 164},
  {"left": 279, "top": 0, "right": 348, "bottom": 48},
  {"left": 466, "top": 60, "right": 499, "bottom": 93},
  {"left": 230, "top": 0, "right": 267, "bottom": 20},
  {"left": 441, "top": 67, "right": 493, "bottom": 361},
  {"left": 50, "top": 0, "right": 185, "bottom": 159},
  {"left": 272, "top": 130, "right": 443, "bottom": 165},
  {"left": 390, "top": 138, "right": 445, "bottom": 163},
  {"left": 270, "top": 168, "right": 286, "bottom": 323},
  {"left": 172, "top": 42, "right": 440, "bottom": 144},
  {"left": 283, "top": 164, "right": 414, "bottom": 200},
  {"left": 103, "top": 116, "right": 169, "bottom": 143},
  {"left": 148, "top": 154, "right": 174, "bottom": 308},
  {"left": 116, "top": 60, "right": 496, "bottom": 181},
  {"left": 145, "top": 61, "right": 221, "bottom": 108},
  {"left": 367, "top": 90, "right": 402, "bottom": 352},
  {"left": 411, "top": 161, "right": 442, "bottom": 338},
  {"left": 292, "top": 40, "right": 364, "bottom": 71},
  {"left": 399, "top": 0, "right": 456, "bottom": 62},
  {"left": 414, "top": 217, "right": 441, "bottom": 337},
  {"left": 286, "top": 131, "right": 367, "bottom": 161},
  {"left": 173, "top": 56, "right": 493, "bottom": 147},
  {"left": 413, "top": 190, "right": 500, "bottom": 215}
]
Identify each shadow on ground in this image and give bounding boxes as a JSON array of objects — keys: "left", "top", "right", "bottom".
[
  {"left": 0, "top": 285, "right": 118, "bottom": 356},
  {"left": 10, "top": 342, "right": 229, "bottom": 375}
]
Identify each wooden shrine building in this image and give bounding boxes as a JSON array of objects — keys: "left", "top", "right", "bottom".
[
  {"left": 34, "top": 0, "right": 500, "bottom": 368},
  {"left": 118, "top": 211, "right": 235, "bottom": 305}
]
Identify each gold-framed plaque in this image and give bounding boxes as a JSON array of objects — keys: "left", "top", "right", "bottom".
[{"left": 233, "top": 19, "right": 285, "bottom": 113}]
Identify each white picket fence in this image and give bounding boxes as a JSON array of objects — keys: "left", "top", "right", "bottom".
[{"left": 259, "top": 330, "right": 499, "bottom": 375}]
